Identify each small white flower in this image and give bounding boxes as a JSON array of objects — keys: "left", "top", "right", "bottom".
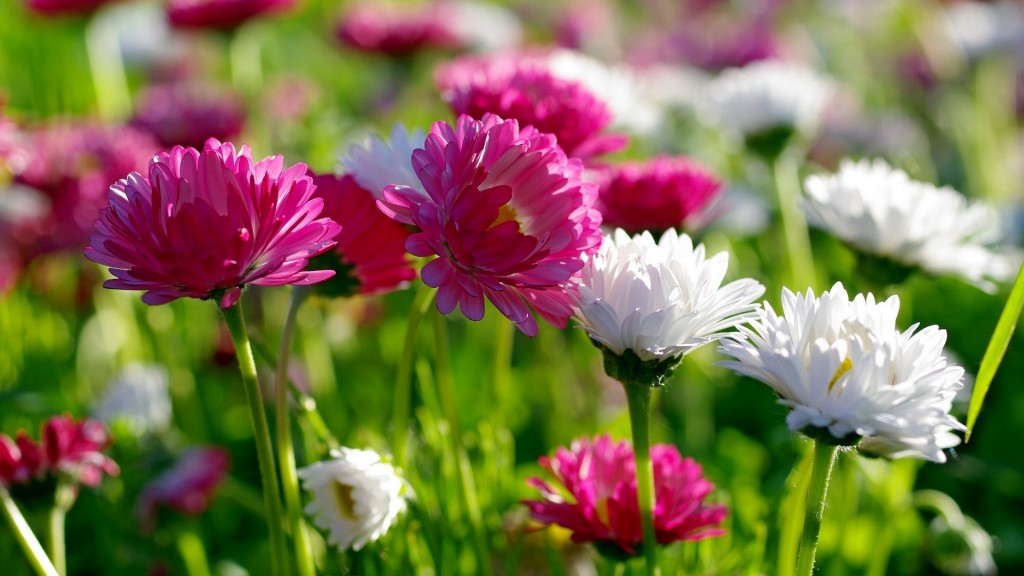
[
  {"left": 703, "top": 60, "right": 834, "bottom": 137},
  {"left": 802, "top": 158, "right": 1015, "bottom": 290},
  {"left": 718, "top": 283, "right": 965, "bottom": 462},
  {"left": 298, "top": 447, "right": 409, "bottom": 552},
  {"left": 92, "top": 363, "right": 172, "bottom": 436},
  {"left": 573, "top": 228, "right": 765, "bottom": 363},
  {"left": 942, "top": 0, "right": 1024, "bottom": 59},
  {"left": 446, "top": 1, "right": 522, "bottom": 53},
  {"left": 340, "top": 124, "right": 426, "bottom": 201}
]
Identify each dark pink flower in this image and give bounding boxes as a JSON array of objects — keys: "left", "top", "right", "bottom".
[
  {"left": 131, "top": 83, "right": 246, "bottom": 149},
  {"left": 309, "top": 172, "right": 415, "bottom": 297},
  {"left": 435, "top": 53, "right": 627, "bottom": 159},
  {"left": 42, "top": 415, "right": 120, "bottom": 487},
  {"left": 167, "top": 0, "right": 295, "bottom": 30},
  {"left": 84, "top": 139, "right": 340, "bottom": 308},
  {"left": 380, "top": 114, "right": 602, "bottom": 336},
  {"left": 25, "top": 0, "right": 119, "bottom": 16},
  {"left": 138, "top": 447, "right": 230, "bottom": 532},
  {"left": 336, "top": 2, "right": 460, "bottom": 56},
  {"left": 593, "top": 156, "right": 723, "bottom": 234},
  {"left": 0, "top": 433, "right": 43, "bottom": 487},
  {"left": 524, "top": 435, "right": 727, "bottom": 556}
]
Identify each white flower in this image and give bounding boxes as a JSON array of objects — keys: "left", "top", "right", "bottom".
[
  {"left": 942, "top": 0, "right": 1024, "bottom": 59},
  {"left": 445, "top": 1, "right": 522, "bottom": 53},
  {"left": 802, "top": 158, "right": 1016, "bottom": 290},
  {"left": 703, "top": 60, "right": 834, "bottom": 137},
  {"left": 298, "top": 447, "right": 409, "bottom": 551},
  {"left": 718, "top": 283, "right": 965, "bottom": 462},
  {"left": 340, "top": 124, "right": 426, "bottom": 201},
  {"left": 573, "top": 228, "right": 765, "bottom": 363},
  {"left": 92, "top": 363, "right": 172, "bottom": 436}
]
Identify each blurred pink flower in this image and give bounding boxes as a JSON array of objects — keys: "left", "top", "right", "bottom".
[
  {"left": 131, "top": 83, "right": 246, "bottom": 149},
  {"left": 309, "top": 172, "right": 415, "bottom": 297},
  {"left": 85, "top": 139, "right": 340, "bottom": 308},
  {"left": 524, "top": 435, "right": 727, "bottom": 557},
  {"left": 138, "top": 447, "right": 231, "bottom": 533},
  {"left": 592, "top": 156, "right": 723, "bottom": 234},
  {"left": 0, "top": 433, "right": 42, "bottom": 487},
  {"left": 379, "top": 114, "right": 602, "bottom": 336},
  {"left": 25, "top": 0, "right": 119, "bottom": 16},
  {"left": 435, "top": 53, "right": 627, "bottom": 159},
  {"left": 336, "top": 1, "right": 460, "bottom": 56},
  {"left": 0, "top": 416, "right": 117, "bottom": 488},
  {"left": 167, "top": 0, "right": 295, "bottom": 30}
]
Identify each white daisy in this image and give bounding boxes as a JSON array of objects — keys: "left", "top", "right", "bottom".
[
  {"left": 298, "top": 447, "right": 409, "bottom": 552},
  {"left": 802, "top": 158, "right": 1015, "bottom": 291},
  {"left": 718, "top": 283, "right": 965, "bottom": 462},
  {"left": 340, "top": 124, "right": 426, "bottom": 201},
  {"left": 573, "top": 229, "right": 765, "bottom": 367},
  {"left": 92, "top": 363, "right": 173, "bottom": 436}
]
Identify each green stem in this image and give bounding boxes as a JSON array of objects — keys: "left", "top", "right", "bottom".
[
  {"left": 0, "top": 486, "right": 59, "bottom": 576},
  {"left": 47, "top": 480, "right": 75, "bottom": 576},
  {"left": 490, "top": 322, "right": 514, "bottom": 428},
  {"left": 274, "top": 287, "right": 316, "bottom": 576},
  {"left": 219, "top": 302, "right": 288, "bottom": 576},
  {"left": 795, "top": 441, "right": 839, "bottom": 576},
  {"left": 176, "top": 527, "right": 212, "bottom": 576},
  {"left": 84, "top": 13, "right": 131, "bottom": 122},
  {"left": 430, "top": 310, "right": 492, "bottom": 576},
  {"left": 624, "top": 383, "right": 661, "bottom": 576},
  {"left": 773, "top": 153, "right": 817, "bottom": 292},
  {"left": 391, "top": 284, "right": 434, "bottom": 469}
]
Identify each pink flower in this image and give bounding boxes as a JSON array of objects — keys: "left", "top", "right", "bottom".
[
  {"left": 524, "top": 435, "right": 727, "bottom": 556},
  {"left": 131, "top": 83, "right": 246, "bottom": 149},
  {"left": 138, "top": 447, "right": 230, "bottom": 533},
  {"left": 24, "top": 0, "right": 118, "bottom": 16},
  {"left": 309, "top": 172, "right": 415, "bottom": 297},
  {"left": 0, "top": 433, "right": 42, "bottom": 487},
  {"left": 336, "top": 2, "right": 460, "bottom": 56},
  {"left": 592, "top": 156, "right": 723, "bottom": 234},
  {"left": 380, "top": 114, "right": 602, "bottom": 336},
  {"left": 167, "top": 0, "right": 295, "bottom": 30},
  {"left": 435, "top": 53, "right": 627, "bottom": 159},
  {"left": 85, "top": 139, "right": 340, "bottom": 308},
  {"left": 42, "top": 415, "right": 120, "bottom": 487}
]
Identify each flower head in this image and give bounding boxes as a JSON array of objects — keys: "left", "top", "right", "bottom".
[
  {"left": 592, "top": 156, "right": 723, "bottom": 234},
  {"left": 138, "top": 447, "right": 230, "bottom": 533},
  {"left": 718, "top": 283, "right": 966, "bottom": 462},
  {"left": 131, "top": 83, "right": 246, "bottom": 149},
  {"left": 85, "top": 139, "right": 340, "bottom": 308},
  {"left": 335, "top": 1, "right": 460, "bottom": 56},
  {"left": 524, "top": 435, "right": 727, "bottom": 557},
  {"left": 25, "top": 0, "right": 116, "bottom": 16},
  {"left": 573, "top": 229, "right": 764, "bottom": 381},
  {"left": 379, "top": 114, "right": 603, "bottom": 336},
  {"left": 167, "top": 0, "right": 294, "bottom": 30},
  {"left": 0, "top": 416, "right": 118, "bottom": 488},
  {"left": 298, "top": 447, "right": 409, "bottom": 552},
  {"left": 802, "top": 158, "right": 1016, "bottom": 291}
]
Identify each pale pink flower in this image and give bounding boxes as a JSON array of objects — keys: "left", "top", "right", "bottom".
[
  {"left": 131, "top": 83, "right": 246, "bottom": 149},
  {"left": 524, "top": 435, "right": 727, "bottom": 556},
  {"left": 138, "top": 447, "right": 230, "bottom": 532},
  {"left": 167, "top": 0, "right": 294, "bottom": 30},
  {"left": 593, "top": 156, "right": 723, "bottom": 234},
  {"left": 379, "top": 114, "right": 602, "bottom": 336},
  {"left": 85, "top": 139, "right": 340, "bottom": 308}
]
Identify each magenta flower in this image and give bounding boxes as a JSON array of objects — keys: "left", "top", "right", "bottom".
[
  {"left": 85, "top": 139, "right": 340, "bottom": 308},
  {"left": 167, "top": 0, "right": 295, "bottom": 30},
  {"left": 379, "top": 114, "right": 602, "bottom": 336},
  {"left": 593, "top": 156, "right": 723, "bottom": 234},
  {"left": 524, "top": 435, "right": 727, "bottom": 557},
  {"left": 24, "top": 0, "right": 118, "bottom": 16},
  {"left": 309, "top": 172, "right": 415, "bottom": 297},
  {"left": 335, "top": 1, "right": 460, "bottom": 56},
  {"left": 0, "top": 416, "right": 118, "bottom": 488},
  {"left": 435, "top": 53, "right": 627, "bottom": 159},
  {"left": 0, "top": 433, "right": 43, "bottom": 487},
  {"left": 138, "top": 447, "right": 230, "bottom": 533},
  {"left": 131, "top": 83, "right": 246, "bottom": 149}
]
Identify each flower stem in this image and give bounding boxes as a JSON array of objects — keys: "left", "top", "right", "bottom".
[
  {"left": 176, "top": 526, "right": 212, "bottom": 576},
  {"left": 47, "top": 480, "right": 75, "bottom": 576},
  {"left": 84, "top": 13, "right": 131, "bottom": 122},
  {"left": 274, "top": 287, "right": 316, "bottom": 576},
  {"left": 219, "top": 302, "right": 288, "bottom": 576},
  {"left": 772, "top": 153, "right": 817, "bottom": 292},
  {"left": 391, "top": 284, "right": 434, "bottom": 469},
  {"left": 490, "top": 322, "right": 514, "bottom": 428},
  {"left": 0, "top": 485, "right": 59, "bottom": 576},
  {"left": 795, "top": 441, "right": 839, "bottom": 576},
  {"left": 624, "top": 383, "right": 661, "bottom": 576}
]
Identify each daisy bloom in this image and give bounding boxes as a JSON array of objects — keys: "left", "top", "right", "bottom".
[
  {"left": 802, "top": 158, "right": 1015, "bottom": 291},
  {"left": 718, "top": 283, "right": 966, "bottom": 462},
  {"left": 524, "top": 435, "right": 727, "bottom": 557},
  {"left": 167, "top": 0, "right": 294, "bottom": 30},
  {"left": 378, "top": 114, "right": 603, "bottom": 336},
  {"left": 592, "top": 155, "right": 723, "bottom": 234},
  {"left": 84, "top": 139, "right": 340, "bottom": 308},
  {"left": 298, "top": 447, "right": 409, "bottom": 552},
  {"left": 573, "top": 228, "right": 764, "bottom": 383}
]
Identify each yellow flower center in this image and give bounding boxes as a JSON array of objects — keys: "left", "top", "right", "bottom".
[
  {"left": 331, "top": 482, "right": 358, "bottom": 520},
  {"left": 828, "top": 357, "right": 854, "bottom": 392},
  {"left": 490, "top": 204, "right": 519, "bottom": 229}
]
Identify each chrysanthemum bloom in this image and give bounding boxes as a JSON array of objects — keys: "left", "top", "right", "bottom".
[
  {"left": 573, "top": 228, "right": 764, "bottom": 383},
  {"left": 335, "top": 1, "right": 460, "bottom": 56},
  {"left": 131, "top": 83, "right": 246, "bottom": 149},
  {"left": 0, "top": 434, "right": 41, "bottom": 487},
  {"left": 377, "top": 114, "right": 603, "bottom": 336},
  {"left": 718, "top": 283, "right": 965, "bottom": 462},
  {"left": 307, "top": 172, "right": 415, "bottom": 297},
  {"left": 523, "top": 435, "right": 727, "bottom": 557},
  {"left": 92, "top": 363, "right": 173, "bottom": 436},
  {"left": 297, "top": 447, "right": 409, "bottom": 552},
  {"left": 167, "top": 0, "right": 294, "bottom": 30},
  {"left": 24, "top": 0, "right": 118, "bottom": 16},
  {"left": 42, "top": 415, "right": 120, "bottom": 487},
  {"left": 592, "top": 156, "right": 723, "bottom": 234},
  {"left": 85, "top": 139, "right": 340, "bottom": 308},
  {"left": 435, "top": 52, "right": 629, "bottom": 159},
  {"left": 802, "top": 158, "right": 1015, "bottom": 291},
  {"left": 138, "top": 447, "right": 230, "bottom": 532}
]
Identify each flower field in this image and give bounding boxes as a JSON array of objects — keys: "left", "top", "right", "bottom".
[{"left": 1, "top": 1, "right": 1023, "bottom": 575}]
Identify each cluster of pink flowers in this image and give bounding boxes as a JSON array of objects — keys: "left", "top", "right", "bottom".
[
  {"left": 0, "top": 415, "right": 119, "bottom": 488},
  {"left": 524, "top": 435, "right": 727, "bottom": 556},
  {"left": 138, "top": 447, "right": 231, "bottom": 533}
]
